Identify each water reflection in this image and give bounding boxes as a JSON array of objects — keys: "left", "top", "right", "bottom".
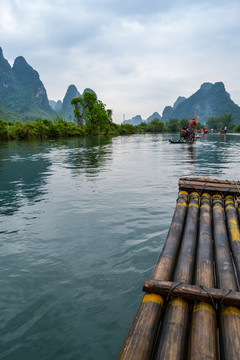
[
  {"left": 0, "top": 137, "right": 115, "bottom": 216},
  {"left": 187, "top": 145, "right": 196, "bottom": 165},
  {"left": 1, "top": 134, "right": 240, "bottom": 217},
  {"left": 195, "top": 134, "right": 240, "bottom": 177},
  {"left": 0, "top": 141, "right": 51, "bottom": 216},
  {"left": 64, "top": 136, "right": 113, "bottom": 178}
]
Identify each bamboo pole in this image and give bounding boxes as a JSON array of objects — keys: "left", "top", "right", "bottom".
[
  {"left": 154, "top": 192, "right": 199, "bottom": 360},
  {"left": 178, "top": 178, "right": 240, "bottom": 196},
  {"left": 143, "top": 279, "right": 240, "bottom": 307},
  {"left": 194, "top": 106, "right": 198, "bottom": 141},
  {"left": 179, "top": 177, "right": 240, "bottom": 186},
  {"left": 225, "top": 195, "right": 240, "bottom": 282},
  {"left": 118, "top": 191, "right": 189, "bottom": 360},
  {"left": 188, "top": 193, "right": 218, "bottom": 360},
  {"left": 238, "top": 196, "right": 240, "bottom": 223},
  {"left": 212, "top": 194, "right": 240, "bottom": 359},
  {"left": 151, "top": 191, "right": 189, "bottom": 281}
]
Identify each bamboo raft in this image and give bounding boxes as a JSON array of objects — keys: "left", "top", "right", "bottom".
[{"left": 118, "top": 177, "right": 240, "bottom": 360}]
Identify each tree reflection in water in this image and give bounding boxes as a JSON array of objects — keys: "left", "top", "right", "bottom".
[{"left": 0, "top": 141, "right": 51, "bottom": 216}]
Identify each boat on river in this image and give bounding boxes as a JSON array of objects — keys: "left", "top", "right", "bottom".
[
  {"left": 118, "top": 177, "right": 240, "bottom": 360},
  {"left": 169, "top": 139, "right": 194, "bottom": 144}
]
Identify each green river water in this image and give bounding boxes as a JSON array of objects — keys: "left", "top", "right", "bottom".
[{"left": 0, "top": 133, "right": 240, "bottom": 359}]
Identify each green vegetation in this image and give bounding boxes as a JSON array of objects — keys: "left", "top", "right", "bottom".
[
  {"left": 136, "top": 119, "right": 164, "bottom": 133},
  {"left": 71, "top": 92, "right": 111, "bottom": 134},
  {"left": 0, "top": 115, "right": 139, "bottom": 140},
  {"left": 1, "top": 105, "right": 240, "bottom": 141},
  {"left": 206, "top": 113, "right": 235, "bottom": 131},
  {"left": 0, "top": 117, "right": 164, "bottom": 141},
  {"left": 234, "top": 123, "right": 240, "bottom": 133},
  {"left": 0, "top": 117, "right": 85, "bottom": 140}
]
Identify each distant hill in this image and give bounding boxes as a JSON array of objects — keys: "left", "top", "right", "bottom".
[
  {"left": 123, "top": 115, "right": 143, "bottom": 126},
  {"left": 161, "top": 82, "right": 240, "bottom": 124},
  {"left": 0, "top": 47, "right": 54, "bottom": 122},
  {"left": 124, "top": 112, "right": 162, "bottom": 125},
  {"left": 146, "top": 112, "right": 162, "bottom": 123}
]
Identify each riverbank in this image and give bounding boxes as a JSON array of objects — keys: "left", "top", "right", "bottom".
[
  {"left": 1, "top": 117, "right": 239, "bottom": 141},
  {"left": 0, "top": 117, "right": 139, "bottom": 140}
]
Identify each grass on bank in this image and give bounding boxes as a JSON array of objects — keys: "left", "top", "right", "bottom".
[
  {"left": 0, "top": 115, "right": 240, "bottom": 141},
  {"left": 0, "top": 116, "right": 166, "bottom": 141}
]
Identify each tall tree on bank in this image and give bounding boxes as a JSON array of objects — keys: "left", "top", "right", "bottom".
[
  {"left": 71, "top": 92, "right": 111, "bottom": 134},
  {"left": 206, "top": 113, "right": 235, "bottom": 130}
]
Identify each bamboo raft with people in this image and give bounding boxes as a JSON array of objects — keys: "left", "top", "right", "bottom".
[
  {"left": 118, "top": 177, "right": 240, "bottom": 360},
  {"left": 169, "top": 107, "right": 199, "bottom": 144}
]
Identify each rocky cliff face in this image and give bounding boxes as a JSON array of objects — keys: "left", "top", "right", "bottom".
[
  {"left": 59, "top": 84, "right": 81, "bottom": 121},
  {"left": 12, "top": 56, "right": 51, "bottom": 112},
  {"left": 0, "top": 48, "right": 17, "bottom": 109},
  {"left": 0, "top": 48, "right": 53, "bottom": 121},
  {"left": 0, "top": 48, "right": 14, "bottom": 88}
]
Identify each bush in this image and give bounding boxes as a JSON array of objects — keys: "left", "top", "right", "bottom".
[
  {"left": 145, "top": 119, "right": 164, "bottom": 133},
  {"left": 0, "top": 119, "right": 8, "bottom": 139},
  {"left": 118, "top": 124, "right": 136, "bottom": 135},
  {"left": 234, "top": 123, "right": 240, "bottom": 133}
]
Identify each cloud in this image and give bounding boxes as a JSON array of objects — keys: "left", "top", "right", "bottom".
[{"left": 1, "top": 0, "right": 240, "bottom": 122}]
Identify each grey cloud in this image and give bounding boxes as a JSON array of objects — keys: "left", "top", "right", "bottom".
[{"left": 1, "top": 0, "right": 240, "bottom": 123}]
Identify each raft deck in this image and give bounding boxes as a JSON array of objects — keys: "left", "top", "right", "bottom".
[{"left": 118, "top": 177, "right": 240, "bottom": 360}]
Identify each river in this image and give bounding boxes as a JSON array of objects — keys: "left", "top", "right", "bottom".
[{"left": 0, "top": 133, "right": 240, "bottom": 359}]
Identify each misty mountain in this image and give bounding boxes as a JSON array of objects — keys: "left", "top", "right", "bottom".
[
  {"left": 146, "top": 112, "right": 162, "bottom": 123},
  {"left": 123, "top": 115, "right": 143, "bottom": 126},
  {"left": 123, "top": 112, "right": 161, "bottom": 125},
  {"left": 0, "top": 47, "right": 54, "bottom": 122},
  {"left": 173, "top": 96, "right": 186, "bottom": 110},
  {"left": 0, "top": 47, "right": 96, "bottom": 123},
  {"left": 161, "top": 82, "right": 240, "bottom": 123},
  {"left": 1, "top": 47, "right": 240, "bottom": 126}
]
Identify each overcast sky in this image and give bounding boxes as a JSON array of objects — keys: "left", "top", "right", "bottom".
[{"left": 1, "top": 0, "right": 240, "bottom": 123}]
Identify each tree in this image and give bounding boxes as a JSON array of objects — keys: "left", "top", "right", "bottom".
[
  {"left": 206, "top": 116, "right": 220, "bottom": 130},
  {"left": 206, "top": 113, "right": 235, "bottom": 131},
  {"left": 179, "top": 118, "right": 189, "bottom": 129},
  {"left": 146, "top": 119, "right": 164, "bottom": 133},
  {"left": 71, "top": 97, "right": 84, "bottom": 126},
  {"left": 107, "top": 109, "right": 113, "bottom": 122},
  {"left": 219, "top": 113, "right": 235, "bottom": 130},
  {"left": 197, "top": 121, "right": 205, "bottom": 130},
  {"left": 71, "top": 92, "right": 110, "bottom": 133},
  {"left": 165, "top": 118, "right": 180, "bottom": 132},
  {"left": 234, "top": 123, "right": 240, "bottom": 133}
]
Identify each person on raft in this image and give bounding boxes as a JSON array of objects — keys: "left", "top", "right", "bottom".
[
  {"left": 187, "top": 117, "right": 197, "bottom": 140},
  {"left": 180, "top": 127, "right": 188, "bottom": 140}
]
